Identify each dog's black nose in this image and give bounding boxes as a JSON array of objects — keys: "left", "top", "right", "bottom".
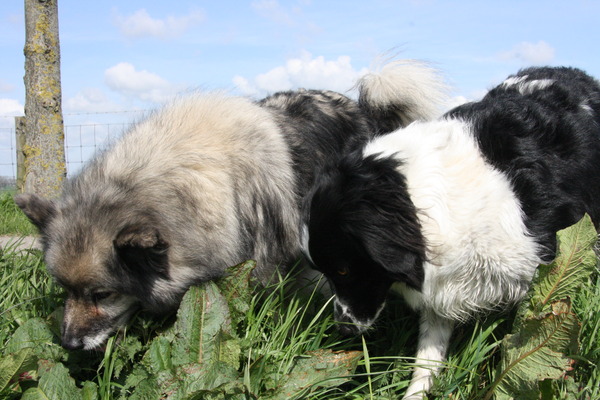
[
  {"left": 337, "top": 323, "right": 359, "bottom": 337},
  {"left": 61, "top": 334, "right": 83, "bottom": 350}
]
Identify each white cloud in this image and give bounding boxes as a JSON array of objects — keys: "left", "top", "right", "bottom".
[
  {"left": 498, "top": 41, "right": 555, "bottom": 65},
  {"left": 234, "top": 51, "right": 368, "bottom": 97},
  {"left": 0, "top": 98, "right": 24, "bottom": 129},
  {"left": 64, "top": 88, "right": 121, "bottom": 114},
  {"left": 251, "top": 0, "right": 295, "bottom": 26},
  {"left": 104, "top": 62, "right": 177, "bottom": 103},
  {"left": 113, "top": 8, "right": 205, "bottom": 40},
  {"left": 0, "top": 98, "right": 23, "bottom": 116}
]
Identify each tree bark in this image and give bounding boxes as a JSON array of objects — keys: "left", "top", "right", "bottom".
[
  {"left": 23, "top": 0, "right": 66, "bottom": 197},
  {"left": 15, "top": 116, "right": 26, "bottom": 193}
]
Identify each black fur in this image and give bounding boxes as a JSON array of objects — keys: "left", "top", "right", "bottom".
[
  {"left": 304, "top": 65, "right": 600, "bottom": 398},
  {"left": 447, "top": 67, "right": 600, "bottom": 258},
  {"left": 260, "top": 90, "right": 381, "bottom": 195},
  {"left": 305, "top": 152, "right": 425, "bottom": 332},
  {"left": 306, "top": 66, "right": 600, "bottom": 330}
]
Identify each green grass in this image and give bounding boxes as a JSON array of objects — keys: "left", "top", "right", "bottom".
[
  {"left": 0, "top": 246, "right": 63, "bottom": 347},
  {"left": 0, "top": 191, "right": 37, "bottom": 236},
  {"left": 1, "top": 201, "right": 599, "bottom": 399}
]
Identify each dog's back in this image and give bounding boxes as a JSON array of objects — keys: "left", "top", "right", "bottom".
[
  {"left": 447, "top": 67, "right": 600, "bottom": 257},
  {"left": 48, "top": 94, "right": 300, "bottom": 306}
]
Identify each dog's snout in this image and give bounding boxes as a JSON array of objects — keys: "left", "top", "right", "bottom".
[
  {"left": 333, "top": 301, "right": 361, "bottom": 336},
  {"left": 61, "top": 332, "right": 84, "bottom": 350},
  {"left": 337, "top": 322, "right": 360, "bottom": 336}
]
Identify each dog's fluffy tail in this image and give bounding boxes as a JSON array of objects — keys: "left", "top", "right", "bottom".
[{"left": 357, "top": 59, "right": 449, "bottom": 133}]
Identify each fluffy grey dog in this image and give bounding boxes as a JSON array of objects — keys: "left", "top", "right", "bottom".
[{"left": 15, "top": 60, "right": 447, "bottom": 350}]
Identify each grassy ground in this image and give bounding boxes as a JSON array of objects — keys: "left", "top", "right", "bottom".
[
  {"left": 0, "top": 191, "right": 38, "bottom": 236},
  {"left": 1, "top": 194, "right": 599, "bottom": 399}
]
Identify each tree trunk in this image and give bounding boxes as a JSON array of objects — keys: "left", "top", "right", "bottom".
[
  {"left": 15, "top": 116, "right": 26, "bottom": 193},
  {"left": 22, "top": 0, "right": 66, "bottom": 198}
]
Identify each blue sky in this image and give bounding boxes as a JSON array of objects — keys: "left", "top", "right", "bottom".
[{"left": 1, "top": 0, "right": 600, "bottom": 175}]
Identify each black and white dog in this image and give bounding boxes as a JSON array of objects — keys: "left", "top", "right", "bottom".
[{"left": 302, "top": 66, "right": 600, "bottom": 399}]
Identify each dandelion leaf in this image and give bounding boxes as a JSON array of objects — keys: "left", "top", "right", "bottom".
[
  {"left": 215, "top": 260, "right": 257, "bottom": 325},
  {"left": 495, "top": 300, "right": 579, "bottom": 400},
  {"left": 490, "top": 216, "right": 597, "bottom": 400},
  {"left": 127, "top": 281, "right": 243, "bottom": 399},
  {"left": 264, "top": 349, "right": 363, "bottom": 400},
  {"left": 171, "top": 283, "right": 238, "bottom": 367},
  {"left": 527, "top": 214, "right": 597, "bottom": 316},
  {"left": 21, "top": 362, "right": 83, "bottom": 400},
  {"left": 0, "top": 347, "right": 36, "bottom": 394}
]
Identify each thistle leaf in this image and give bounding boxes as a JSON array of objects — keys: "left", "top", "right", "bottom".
[
  {"left": 488, "top": 216, "right": 598, "bottom": 400},
  {"left": 494, "top": 299, "right": 579, "bottom": 400},
  {"left": 527, "top": 214, "right": 597, "bottom": 315}
]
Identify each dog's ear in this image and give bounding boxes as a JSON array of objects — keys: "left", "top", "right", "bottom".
[
  {"left": 359, "top": 225, "right": 424, "bottom": 290},
  {"left": 345, "top": 154, "right": 426, "bottom": 290},
  {"left": 13, "top": 193, "right": 57, "bottom": 231},
  {"left": 114, "top": 225, "right": 170, "bottom": 279}
]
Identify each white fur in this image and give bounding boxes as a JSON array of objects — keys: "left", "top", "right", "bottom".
[
  {"left": 501, "top": 75, "right": 555, "bottom": 95},
  {"left": 300, "top": 224, "right": 315, "bottom": 265},
  {"left": 404, "top": 312, "right": 454, "bottom": 400},
  {"left": 335, "top": 298, "right": 386, "bottom": 333},
  {"left": 359, "top": 59, "right": 449, "bottom": 124},
  {"left": 581, "top": 102, "right": 594, "bottom": 115},
  {"left": 364, "top": 119, "right": 541, "bottom": 398}
]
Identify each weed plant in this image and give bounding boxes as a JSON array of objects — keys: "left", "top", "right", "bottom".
[{"left": 0, "top": 196, "right": 598, "bottom": 399}]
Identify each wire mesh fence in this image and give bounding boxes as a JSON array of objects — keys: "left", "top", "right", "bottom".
[{"left": 0, "top": 122, "right": 132, "bottom": 192}]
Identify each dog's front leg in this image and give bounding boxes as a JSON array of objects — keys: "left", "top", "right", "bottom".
[{"left": 403, "top": 310, "right": 454, "bottom": 400}]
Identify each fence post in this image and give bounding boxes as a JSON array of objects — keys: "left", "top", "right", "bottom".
[
  {"left": 23, "top": 0, "right": 66, "bottom": 197},
  {"left": 15, "top": 116, "right": 26, "bottom": 193}
]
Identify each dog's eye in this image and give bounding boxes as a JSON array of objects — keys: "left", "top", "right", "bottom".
[
  {"left": 92, "top": 291, "right": 113, "bottom": 303},
  {"left": 337, "top": 267, "right": 348, "bottom": 276}
]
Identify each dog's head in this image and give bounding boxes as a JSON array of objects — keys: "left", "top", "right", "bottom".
[
  {"left": 15, "top": 193, "right": 173, "bottom": 350},
  {"left": 303, "top": 153, "right": 425, "bottom": 336}
]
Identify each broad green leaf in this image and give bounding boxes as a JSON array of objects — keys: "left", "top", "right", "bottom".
[
  {"left": 81, "top": 381, "right": 100, "bottom": 400},
  {"left": 215, "top": 260, "right": 257, "bottom": 326},
  {"left": 263, "top": 349, "right": 363, "bottom": 400},
  {"left": 527, "top": 214, "right": 597, "bottom": 316},
  {"left": 21, "top": 362, "right": 82, "bottom": 400},
  {"left": 0, "top": 347, "right": 37, "bottom": 393},
  {"left": 121, "top": 365, "right": 161, "bottom": 400},
  {"left": 81, "top": 381, "right": 99, "bottom": 400},
  {"left": 129, "top": 281, "right": 242, "bottom": 399},
  {"left": 170, "top": 283, "right": 237, "bottom": 367},
  {"left": 174, "top": 361, "right": 242, "bottom": 399},
  {"left": 491, "top": 300, "right": 579, "bottom": 400},
  {"left": 487, "top": 217, "right": 598, "bottom": 400},
  {"left": 186, "top": 379, "right": 247, "bottom": 400},
  {"left": 5, "top": 317, "right": 65, "bottom": 362},
  {"left": 146, "top": 336, "right": 173, "bottom": 373}
]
